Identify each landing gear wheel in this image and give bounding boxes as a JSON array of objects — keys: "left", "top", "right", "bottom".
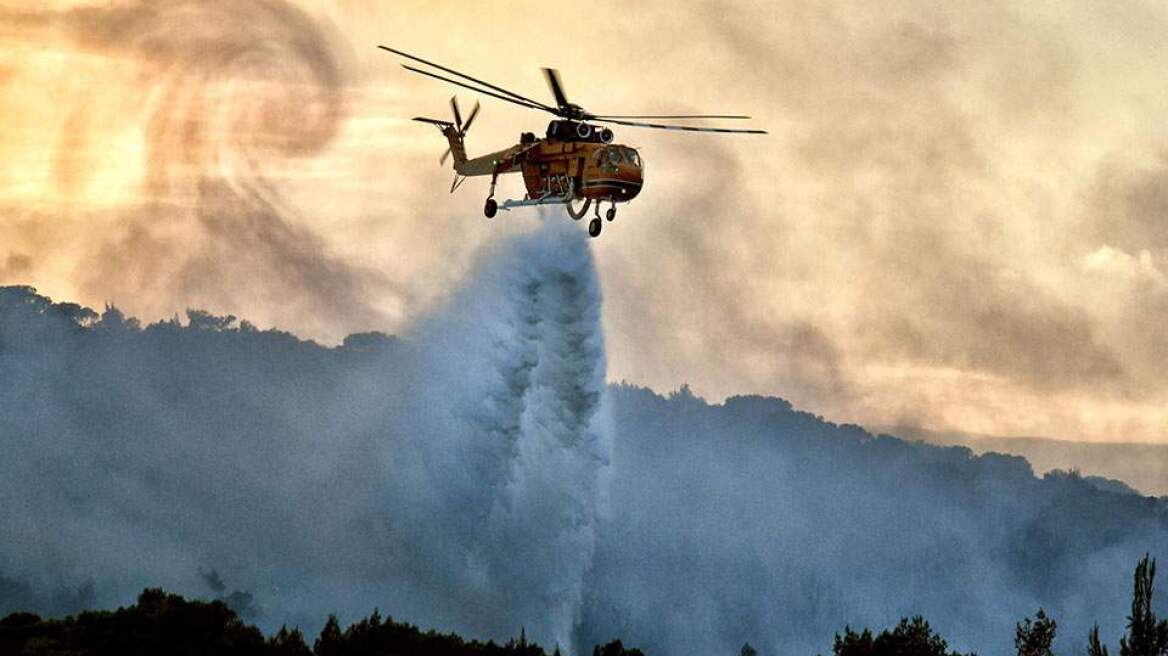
[
  {"left": 606, "top": 207, "right": 616, "bottom": 222},
  {"left": 484, "top": 198, "right": 497, "bottom": 218},
  {"left": 588, "top": 218, "right": 602, "bottom": 238}
]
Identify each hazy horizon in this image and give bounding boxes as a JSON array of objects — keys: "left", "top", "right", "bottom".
[{"left": 878, "top": 424, "right": 1168, "bottom": 497}]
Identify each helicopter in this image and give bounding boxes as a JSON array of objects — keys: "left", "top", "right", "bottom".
[{"left": 379, "top": 46, "right": 766, "bottom": 238}]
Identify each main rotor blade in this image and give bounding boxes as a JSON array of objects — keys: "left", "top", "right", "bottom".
[
  {"left": 401, "top": 64, "right": 551, "bottom": 113},
  {"left": 412, "top": 117, "right": 453, "bottom": 127},
  {"left": 461, "top": 100, "right": 481, "bottom": 134},
  {"left": 589, "top": 114, "right": 753, "bottom": 120},
  {"left": 594, "top": 117, "right": 768, "bottom": 134},
  {"left": 380, "top": 46, "right": 554, "bottom": 111},
  {"left": 543, "top": 68, "right": 570, "bottom": 109},
  {"left": 450, "top": 96, "right": 462, "bottom": 130}
]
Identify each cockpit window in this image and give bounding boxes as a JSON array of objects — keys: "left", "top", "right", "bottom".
[{"left": 597, "top": 147, "right": 641, "bottom": 169}]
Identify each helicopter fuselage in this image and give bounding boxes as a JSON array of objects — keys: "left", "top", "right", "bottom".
[{"left": 453, "top": 122, "right": 643, "bottom": 205}]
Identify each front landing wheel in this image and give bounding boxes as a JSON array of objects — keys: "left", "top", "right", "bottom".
[
  {"left": 606, "top": 207, "right": 616, "bottom": 222},
  {"left": 484, "top": 198, "right": 498, "bottom": 218},
  {"left": 588, "top": 218, "right": 602, "bottom": 238}
]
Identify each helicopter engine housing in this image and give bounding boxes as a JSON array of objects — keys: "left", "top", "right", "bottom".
[{"left": 546, "top": 120, "right": 608, "bottom": 143}]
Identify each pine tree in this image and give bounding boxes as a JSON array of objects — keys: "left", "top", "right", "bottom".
[
  {"left": 1016, "top": 609, "right": 1057, "bottom": 656},
  {"left": 1086, "top": 555, "right": 1168, "bottom": 656},
  {"left": 269, "top": 625, "right": 311, "bottom": 656},
  {"left": 1089, "top": 626, "right": 1111, "bottom": 656},
  {"left": 314, "top": 614, "right": 343, "bottom": 656},
  {"left": 1119, "top": 556, "right": 1168, "bottom": 656}
]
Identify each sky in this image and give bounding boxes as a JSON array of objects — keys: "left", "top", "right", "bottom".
[{"left": 1, "top": 0, "right": 1167, "bottom": 444}]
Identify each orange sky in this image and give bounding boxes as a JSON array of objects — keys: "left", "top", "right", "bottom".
[{"left": 2, "top": 0, "right": 1167, "bottom": 444}]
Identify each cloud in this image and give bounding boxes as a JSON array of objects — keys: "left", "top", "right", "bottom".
[
  {"left": 4, "top": 0, "right": 1168, "bottom": 441},
  {"left": 1, "top": 253, "right": 31, "bottom": 279},
  {"left": 0, "top": 0, "right": 396, "bottom": 339},
  {"left": 597, "top": 1, "right": 1132, "bottom": 432},
  {"left": 1088, "top": 156, "right": 1168, "bottom": 252},
  {"left": 1076, "top": 156, "right": 1168, "bottom": 394}
]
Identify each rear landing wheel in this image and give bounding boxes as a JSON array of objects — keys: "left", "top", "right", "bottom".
[
  {"left": 588, "top": 218, "right": 602, "bottom": 238},
  {"left": 606, "top": 207, "right": 616, "bottom": 222},
  {"left": 484, "top": 198, "right": 497, "bottom": 218}
]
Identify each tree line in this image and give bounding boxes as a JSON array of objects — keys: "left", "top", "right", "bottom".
[
  {"left": 0, "top": 587, "right": 643, "bottom": 656},
  {"left": 2, "top": 555, "right": 1165, "bottom": 655},
  {"left": 822, "top": 554, "right": 1167, "bottom": 656}
]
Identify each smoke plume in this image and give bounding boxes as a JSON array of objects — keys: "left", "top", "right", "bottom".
[{"left": 0, "top": 0, "right": 394, "bottom": 338}]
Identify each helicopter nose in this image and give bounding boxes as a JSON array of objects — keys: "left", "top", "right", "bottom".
[{"left": 615, "top": 165, "right": 643, "bottom": 201}]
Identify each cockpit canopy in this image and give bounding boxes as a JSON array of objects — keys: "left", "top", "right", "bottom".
[{"left": 597, "top": 146, "right": 642, "bottom": 169}]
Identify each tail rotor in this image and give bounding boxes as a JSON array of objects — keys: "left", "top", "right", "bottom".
[{"left": 440, "top": 95, "right": 480, "bottom": 165}]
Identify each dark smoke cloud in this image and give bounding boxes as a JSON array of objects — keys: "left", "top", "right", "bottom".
[
  {"left": 48, "top": 0, "right": 347, "bottom": 185},
  {"left": 2, "top": 0, "right": 396, "bottom": 336},
  {"left": 1, "top": 253, "right": 31, "bottom": 278}
]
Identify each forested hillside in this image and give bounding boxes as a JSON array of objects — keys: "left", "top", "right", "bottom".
[{"left": 2, "top": 285, "right": 1166, "bottom": 655}]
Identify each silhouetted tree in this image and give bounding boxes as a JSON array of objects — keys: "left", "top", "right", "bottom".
[
  {"left": 269, "top": 625, "right": 312, "bottom": 656},
  {"left": 56, "top": 302, "right": 98, "bottom": 326},
  {"left": 833, "top": 627, "right": 875, "bottom": 656},
  {"left": 315, "top": 614, "right": 343, "bottom": 656},
  {"left": 1, "top": 589, "right": 614, "bottom": 655},
  {"left": 187, "top": 308, "right": 237, "bottom": 331},
  {"left": 1121, "top": 556, "right": 1168, "bottom": 656},
  {"left": 1089, "top": 625, "right": 1111, "bottom": 656},
  {"left": 741, "top": 642, "right": 759, "bottom": 656},
  {"left": 93, "top": 302, "right": 140, "bottom": 331},
  {"left": 593, "top": 639, "right": 646, "bottom": 656},
  {"left": 1087, "top": 555, "right": 1168, "bottom": 656},
  {"left": 832, "top": 617, "right": 970, "bottom": 656},
  {"left": 1016, "top": 609, "right": 1056, "bottom": 656}
]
